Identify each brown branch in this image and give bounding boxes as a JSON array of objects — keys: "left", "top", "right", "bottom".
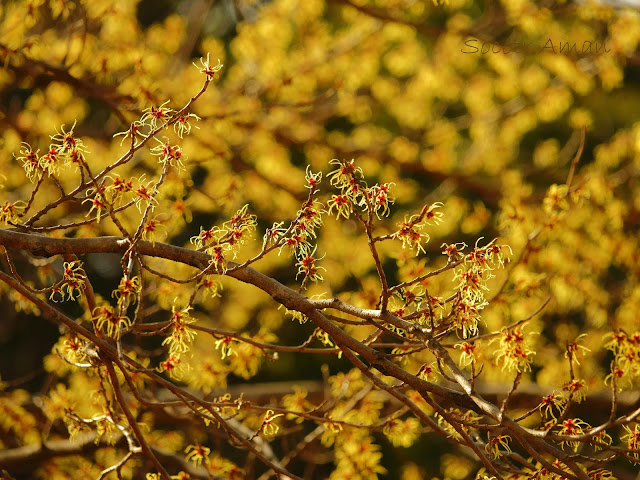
[
  {"left": 1, "top": 42, "right": 138, "bottom": 120},
  {"left": 566, "top": 127, "right": 586, "bottom": 190},
  {"left": 0, "top": 229, "right": 617, "bottom": 478},
  {"left": 0, "top": 269, "right": 301, "bottom": 479},
  {"left": 0, "top": 432, "right": 121, "bottom": 471},
  {"left": 105, "top": 362, "right": 172, "bottom": 480}
]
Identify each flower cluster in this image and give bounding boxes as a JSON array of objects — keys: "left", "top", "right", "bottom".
[
  {"left": 185, "top": 443, "right": 210, "bottom": 467},
  {"left": 58, "top": 261, "right": 86, "bottom": 302},
  {"left": 394, "top": 202, "right": 444, "bottom": 254},
  {"left": 282, "top": 387, "right": 313, "bottom": 422},
  {"left": 386, "top": 286, "right": 425, "bottom": 323},
  {"left": 590, "top": 430, "right": 613, "bottom": 452},
  {"left": 113, "top": 120, "right": 145, "bottom": 146},
  {"left": 16, "top": 143, "right": 41, "bottom": 182},
  {"left": 281, "top": 305, "right": 308, "bottom": 324},
  {"left": 157, "top": 354, "right": 188, "bottom": 380},
  {"left": 194, "top": 54, "right": 223, "bottom": 80},
  {"left": 316, "top": 330, "right": 335, "bottom": 348},
  {"left": 383, "top": 417, "right": 421, "bottom": 447},
  {"left": 0, "top": 201, "right": 26, "bottom": 225},
  {"left": 162, "top": 305, "right": 197, "bottom": 355},
  {"left": 260, "top": 410, "right": 284, "bottom": 437},
  {"left": 441, "top": 241, "right": 467, "bottom": 262},
  {"left": 191, "top": 226, "right": 217, "bottom": 250},
  {"left": 223, "top": 204, "right": 258, "bottom": 247},
  {"left": 558, "top": 417, "right": 591, "bottom": 451},
  {"left": 187, "top": 355, "right": 228, "bottom": 393},
  {"left": 133, "top": 175, "right": 159, "bottom": 213},
  {"left": 621, "top": 424, "right": 640, "bottom": 460},
  {"left": 448, "top": 241, "right": 512, "bottom": 337},
  {"left": 278, "top": 231, "right": 310, "bottom": 257},
  {"left": 485, "top": 434, "right": 512, "bottom": 459},
  {"left": 82, "top": 192, "right": 108, "bottom": 223},
  {"left": 264, "top": 169, "right": 326, "bottom": 288},
  {"left": 436, "top": 409, "right": 482, "bottom": 440},
  {"left": 39, "top": 145, "right": 61, "bottom": 177},
  {"left": 296, "top": 246, "right": 326, "bottom": 283},
  {"left": 150, "top": 138, "right": 185, "bottom": 170},
  {"left": 215, "top": 336, "right": 236, "bottom": 359},
  {"left": 451, "top": 298, "right": 486, "bottom": 338},
  {"left": 327, "top": 193, "right": 352, "bottom": 219},
  {"left": 365, "top": 183, "right": 395, "bottom": 218},
  {"left": 562, "top": 378, "right": 588, "bottom": 403},
  {"left": 83, "top": 174, "right": 158, "bottom": 223},
  {"left": 197, "top": 275, "right": 222, "bottom": 300},
  {"left": 327, "top": 159, "right": 394, "bottom": 220},
  {"left": 115, "top": 72, "right": 202, "bottom": 151},
  {"left": 296, "top": 199, "right": 324, "bottom": 240},
  {"left": 455, "top": 342, "right": 478, "bottom": 367},
  {"left": 112, "top": 276, "right": 141, "bottom": 310},
  {"left": 493, "top": 327, "right": 535, "bottom": 373},
  {"left": 465, "top": 241, "right": 512, "bottom": 271},
  {"left": 190, "top": 205, "right": 257, "bottom": 271},
  {"left": 104, "top": 175, "right": 134, "bottom": 205},
  {"left": 539, "top": 392, "right": 567, "bottom": 421},
  {"left": 50, "top": 122, "right": 88, "bottom": 157},
  {"left": 328, "top": 158, "right": 363, "bottom": 191},
  {"left": 174, "top": 113, "right": 200, "bottom": 138},
  {"left": 604, "top": 330, "right": 640, "bottom": 390},
  {"left": 140, "top": 100, "right": 175, "bottom": 129},
  {"left": 93, "top": 304, "right": 132, "bottom": 339},
  {"left": 17, "top": 123, "right": 89, "bottom": 181},
  {"left": 62, "top": 335, "right": 88, "bottom": 365},
  {"left": 332, "top": 431, "right": 387, "bottom": 478},
  {"left": 543, "top": 184, "right": 570, "bottom": 217},
  {"left": 417, "top": 363, "right": 435, "bottom": 381},
  {"left": 284, "top": 169, "right": 325, "bottom": 255},
  {"left": 142, "top": 216, "right": 167, "bottom": 246}
]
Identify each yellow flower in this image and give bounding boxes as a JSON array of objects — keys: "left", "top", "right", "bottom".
[
  {"left": 485, "top": 434, "right": 512, "bottom": 459},
  {"left": 162, "top": 305, "right": 197, "bottom": 355},
  {"left": 140, "top": 100, "right": 174, "bottom": 129},
  {"left": 327, "top": 194, "right": 353, "bottom": 219},
  {"left": 193, "top": 53, "right": 223, "bottom": 80},
  {"left": 112, "top": 276, "right": 141, "bottom": 310},
  {"left": 621, "top": 424, "right": 640, "bottom": 459},
  {"left": 185, "top": 443, "right": 210, "bottom": 467},
  {"left": 282, "top": 387, "right": 313, "bottom": 422},
  {"left": 173, "top": 113, "right": 200, "bottom": 138},
  {"left": 60, "top": 261, "right": 86, "bottom": 301},
  {"left": 493, "top": 328, "right": 535, "bottom": 373},
  {"left": 559, "top": 418, "right": 591, "bottom": 451},
  {"left": 16, "top": 143, "right": 41, "bottom": 182},
  {"left": 383, "top": 417, "right": 421, "bottom": 447},
  {"left": 82, "top": 193, "right": 107, "bottom": 223},
  {"left": 261, "top": 410, "right": 284, "bottom": 437},
  {"left": 150, "top": 137, "right": 185, "bottom": 170},
  {"left": 215, "top": 336, "right": 237, "bottom": 360},
  {"left": 0, "top": 201, "right": 26, "bottom": 225},
  {"left": 93, "top": 305, "right": 132, "bottom": 339}
]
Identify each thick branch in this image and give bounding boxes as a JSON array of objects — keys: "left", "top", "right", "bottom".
[{"left": 0, "top": 229, "right": 480, "bottom": 413}]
